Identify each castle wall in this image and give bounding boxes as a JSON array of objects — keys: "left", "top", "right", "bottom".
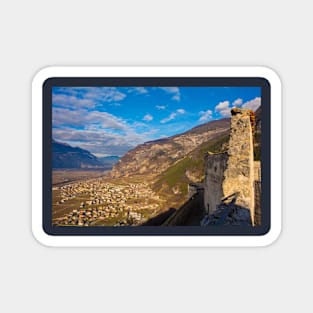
[
  {"left": 204, "top": 152, "right": 228, "bottom": 214},
  {"left": 254, "top": 161, "right": 261, "bottom": 225},
  {"left": 188, "top": 183, "right": 204, "bottom": 199},
  {"left": 203, "top": 108, "right": 257, "bottom": 225},
  {"left": 254, "top": 161, "right": 261, "bottom": 181},
  {"left": 222, "top": 108, "right": 255, "bottom": 225},
  {"left": 254, "top": 181, "right": 261, "bottom": 226}
]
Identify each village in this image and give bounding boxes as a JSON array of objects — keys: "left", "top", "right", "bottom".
[{"left": 52, "top": 178, "right": 162, "bottom": 226}]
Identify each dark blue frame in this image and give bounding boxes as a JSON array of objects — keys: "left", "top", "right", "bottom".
[{"left": 43, "top": 77, "right": 270, "bottom": 236}]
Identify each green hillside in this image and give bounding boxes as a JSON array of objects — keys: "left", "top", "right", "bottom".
[
  {"left": 152, "top": 118, "right": 260, "bottom": 206},
  {"left": 152, "top": 133, "right": 230, "bottom": 202}
]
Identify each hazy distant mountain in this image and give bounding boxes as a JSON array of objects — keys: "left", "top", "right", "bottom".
[
  {"left": 52, "top": 140, "right": 104, "bottom": 169},
  {"left": 98, "top": 156, "right": 120, "bottom": 166}
]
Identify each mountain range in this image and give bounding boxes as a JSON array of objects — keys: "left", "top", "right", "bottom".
[
  {"left": 111, "top": 118, "right": 231, "bottom": 179},
  {"left": 52, "top": 140, "right": 118, "bottom": 169},
  {"left": 97, "top": 155, "right": 120, "bottom": 166},
  {"left": 111, "top": 107, "right": 261, "bottom": 204}
]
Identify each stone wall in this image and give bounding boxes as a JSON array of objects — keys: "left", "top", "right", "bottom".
[
  {"left": 204, "top": 152, "right": 228, "bottom": 214},
  {"left": 253, "top": 161, "right": 261, "bottom": 225},
  {"left": 254, "top": 161, "right": 261, "bottom": 181},
  {"left": 254, "top": 181, "right": 261, "bottom": 226},
  {"left": 203, "top": 108, "right": 257, "bottom": 225},
  {"left": 188, "top": 183, "right": 204, "bottom": 199},
  {"left": 222, "top": 108, "right": 255, "bottom": 225}
]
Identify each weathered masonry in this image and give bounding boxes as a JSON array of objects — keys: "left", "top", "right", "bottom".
[
  {"left": 203, "top": 152, "right": 228, "bottom": 216},
  {"left": 203, "top": 108, "right": 261, "bottom": 226}
]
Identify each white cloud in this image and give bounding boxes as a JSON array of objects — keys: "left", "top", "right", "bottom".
[
  {"left": 127, "top": 87, "right": 148, "bottom": 94},
  {"left": 242, "top": 97, "right": 261, "bottom": 111},
  {"left": 160, "top": 109, "right": 185, "bottom": 123},
  {"left": 52, "top": 87, "right": 127, "bottom": 109},
  {"left": 161, "top": 112, "right": 177, "bottom": 123},
  {"left": 52, "top": 94, "right": 95, "bottom": 109},
  {"left": 132, "top": 121, "right": 148, "bottom": 128},
  {"left": 199, "top": 109, "right": 213, "bottom": 122},
  {"left": 214, "top": 97, "right": 261, "bottom": 118},
  {"left": 158, "top": 87, "right": 179, "bottom": 93},
  {"left": 156, "top": 105, "right": 166, "bottom": 110},
  {"left": 215, "top": 100, "right": 231, "bottom": 117},
  {"left": 142, "top": 128, "right": 159, "bottom": 136},
  {"left": 79, "top": 87, "right": 126, "bottom": 102},
  {"left": 172, "top": 94, "right": 180, "bottom": 101},
  {"left": 52, "top": 112, "right": 152, "bottom": 157},
  {"left": 52, "top": 108, "right": 129, "bottom": 131},
  {"left": 158, "top": 87, "right": 181, "bottom": 101},
  {"left": 233, "top": 98, "right": 243, "bottom": 106},
  {"left": 53, "top": 83, "right": 166, "bottom": 156},
  {"left": 143, "top": 114, "right": 153, "bottom": 121},
  {"left": 53, "top": 128, "right": 137, "bottom": 156},
  {"left": 215, "top": 101, "right": 230, "bottom": 111}
]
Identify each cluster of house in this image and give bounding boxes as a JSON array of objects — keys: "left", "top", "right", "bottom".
[{"left": 53, "top": 179, "right": 160, "bottom": 226}]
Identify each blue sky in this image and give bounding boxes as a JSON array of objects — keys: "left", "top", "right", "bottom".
[{"left": 52, "top": 86, "right": 261, "bottom": 157}]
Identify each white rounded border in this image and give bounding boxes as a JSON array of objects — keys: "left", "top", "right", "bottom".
[{"left": 32, "top": 66, "right": 281, "bottom": 247}]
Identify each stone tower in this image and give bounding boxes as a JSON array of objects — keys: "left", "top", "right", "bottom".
[{"left": 222, "top": 108, "right": 255, "bottom": 225}]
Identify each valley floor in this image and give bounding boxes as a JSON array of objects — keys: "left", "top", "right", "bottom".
[{"left": 52, "top": 170, "right": 180, "bottom": 226}]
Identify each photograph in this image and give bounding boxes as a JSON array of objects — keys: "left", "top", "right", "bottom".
[{"left": 51, "top": 85, "right": 262, "bottom": 227}]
